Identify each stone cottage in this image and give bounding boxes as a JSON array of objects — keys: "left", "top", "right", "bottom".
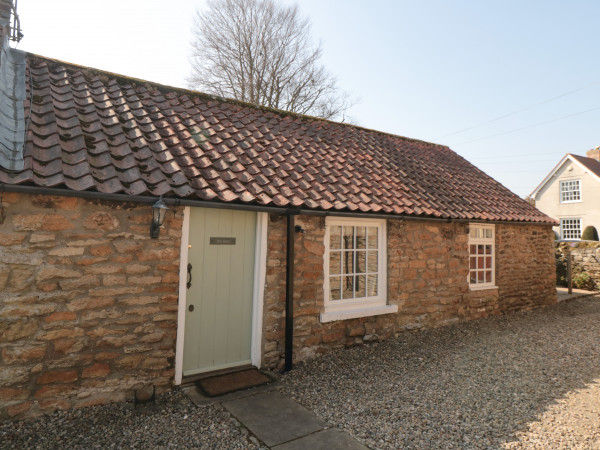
[{"left": 0, "top": 13, "right": 556, "bottom": 420}]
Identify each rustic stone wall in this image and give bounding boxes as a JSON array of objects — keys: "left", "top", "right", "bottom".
[
  {"left": 261, "top": 215, "right": 556, "bottom": 369},
  {"left": 555, "top": 241, "right": 600, "bottom": 287},
  {"left": 0, "top": 192, "right": 182, "bottom": 421}
]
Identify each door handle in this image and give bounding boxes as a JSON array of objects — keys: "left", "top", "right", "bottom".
[{"left": 186, "top": 263, "right": 192, "bottom": 289}]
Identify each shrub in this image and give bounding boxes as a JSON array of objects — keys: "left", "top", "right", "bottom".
[
  {"left": 572, "top": 272, "right": 597, "bottom": 291},
  {"left": 581, "top": 226, "right": 599, "bottom": 241}
]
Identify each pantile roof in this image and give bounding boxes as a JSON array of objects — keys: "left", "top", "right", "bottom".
[{"left": 0, "top": 53, "right": 554, "bottom": 223}]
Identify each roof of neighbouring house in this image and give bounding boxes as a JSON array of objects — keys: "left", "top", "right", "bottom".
[
  {"left": 570, "top": 154, "right": 600, "bottom": 179},
  {"left": 530, "top": 153, "right": 600, "bottom": 199},
  {"left": 0, "top": 52, "right": 554, "bottom": 223}
]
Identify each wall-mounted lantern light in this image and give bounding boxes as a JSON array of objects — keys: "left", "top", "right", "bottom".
[{"left": 150, "top": 197, "right": 169, "bottom": 239}]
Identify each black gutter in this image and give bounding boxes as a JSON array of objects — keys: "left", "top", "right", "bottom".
[
  {"left": 1, "top": 184, "right": 557, "bottom": 226},
  {"left": 284, "top": 212, "right": 297, "bottom": 372}
]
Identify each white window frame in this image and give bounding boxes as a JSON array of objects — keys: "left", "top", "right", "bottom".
[
  {"left": 321, "top": 217, "right": 396, "bottom": 322},
  {"left": 468, "top": 224, "right": 497, "bottom": 291},
  {"left": 560, "top": 218, "right": 581, "bottom": 240},
  {"left": 559, "top": 179, "right": 581, "bottom": 203}
]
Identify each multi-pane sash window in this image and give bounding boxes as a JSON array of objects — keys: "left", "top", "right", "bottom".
[
  {"left": 560, "top": 180, "right": 581, "bottom": 203},
  {"left": 560, "top": 218, "right": 581, "bottom": 240},
  {"left": 469, "top": 225, "right": 495, "bottom": 288},
  {"left": 328, "top": 224, "right": 379, "bottom": 301},
  {"left": 324, "top": 218, "right": 386, "bottom": 314}
]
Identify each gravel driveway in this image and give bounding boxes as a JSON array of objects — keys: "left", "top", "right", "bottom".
[{"left": 2, "top": 296, "right": 600, "bottom": 449}]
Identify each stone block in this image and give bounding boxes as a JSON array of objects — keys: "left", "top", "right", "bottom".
[
  {"left": 6, "top": 401, "right": 32, "bottom": 417},
  {"left": 113, "top": 240, "right": 144, "bottom": 254},
  {"left": 136, "top": 247, "right": 179, "bottom": 262},
  {"left": 111, "top": 254, "right": 134, "bottom": 264},
  {"left": 48, "top": 247, "right": 84, "bottom": 257},
  {"left": 39, "top": 398, "right": 71, "bottom": 412},
  {"left": 83, "top": 212, "right": 119, "bottom": 231},
  {"left": 0, "top": 387, "right": 29, "bottom": 400},
  {"left": 39, "top": 328, "right": 84, "bottom": 341},
  {"left": 37, "top": 370, "right": 79, "bottom": 385},
  {"left": 82, "top": 363, "right": 111, "bottom": 378},
  {"left": 53, "top": 338, "right": 87, "bottom": 354},
  {"left": 67, "top": 296, "right": 115, "bottom": 311},
  {"left": 0, "top": 232, "right": 26, "bottom": 245},
  {"left": 102, "top": 274, "right": 126, "bottom": 286},
  {"left": 37, "top": 266, "right": 81, "bottom": 282},
  {"left": 125, "top": 264, "right": 151, "bottom": 274},
  {"left": 347, "top": 324, "right": 366, "bottom": 337},
  {"left": 44, "top": 311, "right": 77, "bottom": 323},
  {"left": 86, "top": 326, "right": 126, "bottom": 339},
  {"left": 34, "top": 384, "right": 78, "bottom": 399},
  {"left": 114, "top": 355, "right": 143, "bottom": 369},
  {"left": 47, "top": 354, "right": 94, "bottom": 370},
  {"left": 140, "top": 332, "right": 164, "bottom": 343},
  {"left": 2, "top": 345, "right": 47, "bottom": 363},
  {"left": 90, "top": 244, "right": 112, "bottom": 256},
  {"left": 0, "top": 320, "right": 38, "bottom": 342},
  {"left": 42, "top": 214, "right": 76, "bottom": 231},
  {"left": 121, "top": 296, "right": 159, "bottom": 306},
  {"left": 128, "top": 275, "right": 162, "bottom": 285},
  {"left": 94, "top": 352, "right": 119, "bottom": 361},
  {"left": 31, "top": 195, "right": 79, "bottom": 210},
  {"left": 89, "top": 286, "right": 143, "bottom": 297},
  {"left": 0, "top": 366, "right": 30, "bottom": 387},
  {"left": 59, "top": 275, "right": 101, "bottom": 291},
  {"left": 12, "top": 214, "right": 44, "bottom": 231},
  {"left": 97, "top": 336, "right": 137, "bottom": 348}
]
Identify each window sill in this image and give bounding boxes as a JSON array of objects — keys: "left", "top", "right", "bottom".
[
  {"left": 320, "top": 304, "right": 398, "bottom": 323},
  {"left": 469, "top": 285, "right": 498, "bottom": 292}
]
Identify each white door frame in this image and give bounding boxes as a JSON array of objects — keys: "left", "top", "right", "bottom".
[{"left": 174, "top": 207, "right": 268, "bottom": 385}]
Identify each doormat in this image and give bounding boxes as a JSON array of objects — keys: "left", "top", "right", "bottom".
[{"left": 196, "top": 369, "right": 273, "bottom": 397}]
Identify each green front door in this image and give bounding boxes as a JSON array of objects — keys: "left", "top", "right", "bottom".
[{"left": 183, "top": 208, "right": 257, "bottom": 376}]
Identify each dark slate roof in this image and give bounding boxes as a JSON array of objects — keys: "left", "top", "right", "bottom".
[
  {"left": 570, "top": 154, "right": 600, "bottom": 180},
  {"left": 0, "top": 39, "right": 26, "bottom": 171},
  {"left": 0, "top": 53, "right": 554, "bottom": 223}
]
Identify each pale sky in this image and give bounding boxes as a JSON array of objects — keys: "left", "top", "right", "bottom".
[{"left": 14, "top": 0, "right": 600, "bottom": 198}]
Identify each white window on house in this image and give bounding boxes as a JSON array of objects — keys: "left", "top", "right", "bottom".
[
  {"left": 560, "top": 180, "right": 581, "bottom": 203},
  {"left": 468, "top": 224, "right": 496, "bottom": 289},
  {"left": 560, "top": 218, "right": 581, "bottom": 240},
  {"left": 321, "top": 218, "right": 397, "bottom": 322}
]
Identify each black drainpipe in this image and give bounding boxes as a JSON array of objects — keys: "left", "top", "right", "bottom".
[{"left": 284, "top": 211, "right": 297, "bottom": 372}]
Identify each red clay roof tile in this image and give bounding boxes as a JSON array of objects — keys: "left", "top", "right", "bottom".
[{"left": 0, "top": 54, "right": 555, "bottom": 223}]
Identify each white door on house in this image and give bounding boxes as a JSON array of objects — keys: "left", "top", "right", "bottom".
[{"left": 183, "top": 208, "right": 257, "bottom": 376}]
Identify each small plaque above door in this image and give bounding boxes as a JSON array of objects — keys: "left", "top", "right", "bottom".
[{"left": 210, "top": 237, "right": 236, "bottom": 245}]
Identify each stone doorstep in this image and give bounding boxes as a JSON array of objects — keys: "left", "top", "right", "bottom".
[
  {"left": 182, "top": 379, "right": 281, "bottom": 407},
  {"left": 183, "top": 387, "right": 368, "bottom": 449},
  {"left": 272, "top": 429, "right": 369, "bottom": 450},
  {"left": 223, "top": 391, "right": 368, "bottom": 449}
]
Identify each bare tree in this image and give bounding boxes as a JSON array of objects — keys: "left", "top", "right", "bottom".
[{"left": 188, "top": 0, "right": 352, "bottom": 120}]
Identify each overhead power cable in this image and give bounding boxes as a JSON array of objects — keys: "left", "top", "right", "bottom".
[
  {"left": 437, "top": 81, "right": 600, "bottom": 140},
  {"left": 451, "top": 105, "right": 600, "bottom": 146}
]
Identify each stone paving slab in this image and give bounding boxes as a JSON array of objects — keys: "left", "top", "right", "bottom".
[
  {"left": 272, "top": 428, "right": 369, "bottom": 450},
  {"left": 222, "top": 391, "right": 328, "bottom": 447},
  {"left": 556, "top": 287, "right": 598, "bottom": 303}
]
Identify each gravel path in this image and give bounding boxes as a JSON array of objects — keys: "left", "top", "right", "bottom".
[
  {"left": 0, "top": 391, "right": 262, "bottom": 449},
  {"left": 280, "top": 297, "right": 600, "bottom": 449},
  {"left": 2, "top": 296, "right": 600, "bottom": 449}
]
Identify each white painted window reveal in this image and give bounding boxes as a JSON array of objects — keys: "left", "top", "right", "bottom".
[
  {"left": 468, "top": 224, "right": 496, "bottom": 289},
  {"left": 560, "top": 179, "right": 581, "bottom": 203},
  {"left": 560, "top": 218, "right": 581, "bottom": 240},
  {"left": 321, "top": 217, "right": 396, "bottom": 322}
]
